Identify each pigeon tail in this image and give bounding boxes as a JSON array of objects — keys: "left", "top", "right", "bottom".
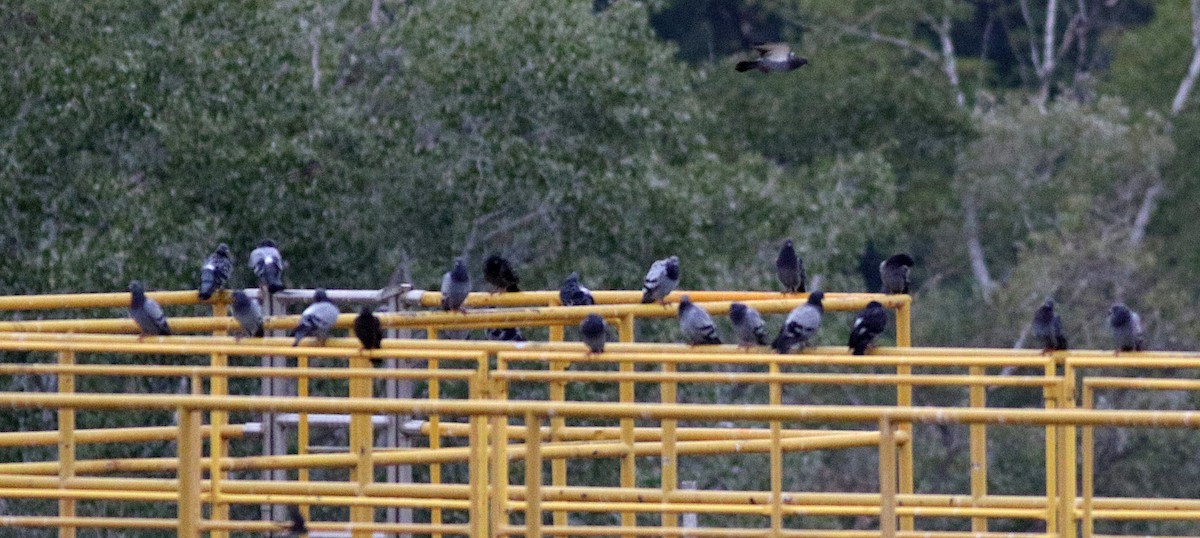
[
  {"left": 640, "top": 290, "right": 655, "bottom": 304},
  {"left": 198, "top": 269, "right": 218, "bottom": 300},
  {"left": 505, "top": 283, "right": 520, "bottom": 293},
  {"left": 291, "top": 323, "right": 314, "bottom": 346},
  {"left": 263, "top": 264, "right": 285, "bottom": 293},
  {"left": 254, "top": 326, "right": 265, "bottom": 338}
]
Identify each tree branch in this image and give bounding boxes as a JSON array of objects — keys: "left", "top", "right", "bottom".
[
  {"left": 1129, "top": 182, "right": 1163, "bottom": 247},
  {"left": 308, "top": 27, "right": 321, "bottom": 91},
  {"left": 830, "top": 23, "right": 939, "bottom": 61},
  {"left": 936, "top": 5, "right": 966, "bottom": 108},
  {"left": 962, "top": 190, "right": 998, "bottom": 300}
]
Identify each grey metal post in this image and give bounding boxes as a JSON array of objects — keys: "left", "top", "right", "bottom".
[
  {"left": 383, "top": 285, "right": 414, "bottom": 537},
  {"left": 262, "top": 290, "right": 289, "bottom": 523}
]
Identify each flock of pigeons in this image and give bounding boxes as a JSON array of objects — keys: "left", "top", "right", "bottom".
[{"left": 125, "top": 239, "right": 921, "bottom": 356}]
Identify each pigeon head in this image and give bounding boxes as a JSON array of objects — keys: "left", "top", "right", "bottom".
[
  {"left": 129, "top": 281, "right": 146, "bottom": 304},
  {"left": 257, "top": 239, "right": 277, "bottom": 249},
  {"left": 360, "top": 306, "right": 373, "bottom": 316},
  {"left": 866, "top": 300, "right": 883, "bottom": 309},
  {"left": 678, "top": 294, "right": 693, "bottom": 312},
  {"left": 451, "top": 258, "right": 469, "bottom": 282},
  {"left": 216, "top": 243, "right": 230, "bottom": 256},
  {"left": 729, "top": 302, "right": 748, "bottom": 323},
  {"left": 564, "top": 272, "right": 579, "bottom": 284},
  {"left": 232, "top": 290, "right": 251, "bottom": 308},
  {"left": 885, "top": 254, "right": 915, "bottom": 267},
  {"left": 1044, "top": 299, "right": 1056, "bottom": 310},
  {"left": 807, "top": 291, "right": 825, "bottom": 308},
  {"left": 1110, "top": 303, "right": 1131, "bottom": 326},
  {"left": 783, "top": 240, "right": 793, "bottom": 249},
  {"left": 665, "top": 256, "right": 681, "bottom": 279},
  {"left": 484, "top": 254, "right": 504, "bottom": 271},
  {"left": 313, "top": 288, "right": 330, "bottom": 303}
]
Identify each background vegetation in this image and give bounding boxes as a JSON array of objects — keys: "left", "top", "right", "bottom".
[{"left": 4, "top": 0, "right": 1200, "bottom": 534}]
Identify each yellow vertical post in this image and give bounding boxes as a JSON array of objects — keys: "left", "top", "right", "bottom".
[
  {"left": 968, "top": 365, "right": 987, "bottom": 533},
  {"left": 661, "top": 361, "right": 678, "bottom": 530},
  {"left": 525, "top": 412, "right": 543, "bottom": 537},
  {"left": 491, "top": 354, "right": 511, "bottom": 534},
  {"left": 208, "top": 300, "right": 229, "bottom": 538},
  {"left": 769, "top": 362, "right": 783, "bottom": 537},
  {"left": 57, "top": 351, "right": 76, "bottom": 538},
  {"left": 894, "top": 299, "right": 914, "bottom": 532},
  {"left": 469, "top": 409, "right": 489, "bottom": 538},
  {"left": 1081, "top": 385, "right": 1094, "bottom": 538},
  {"left": 1061, "top": 356, "right": 1078, "bottom": 538},
  {"left": 618, "top": 313, "right": 636, "bottom": 537},
  {"left": 427, "top": 327, "right": 443, "bottom": 537},
  {"left": 296, "top": 354, "right": 310, "bottom": 524},
  {"left": 879, "top": 418, "right": 897, "bottom": 538},
  {"left": 178, "top": 402, "right": 203, "bottom": 538},
  {"left": 349, "top": 354, "right": 374, "bottom": 538},
  {"left": 548, "top": 301, "right": 568, "bottom": 528},
  {"left": 1044, "top": 360, "right": 1058, "bottom": 534}
]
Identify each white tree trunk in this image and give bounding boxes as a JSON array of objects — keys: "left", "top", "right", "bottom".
[
  {"left": 1172, "top": 0, "right": 1200, "bottom": 115},
  {"left": 962, "top": 191, "right": 998, "bottom": 300}
]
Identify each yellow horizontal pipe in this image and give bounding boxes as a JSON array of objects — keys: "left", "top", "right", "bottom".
[
  {"left": 0, "top": 424, "right": 244, "bottom": 447},
  {"left": 0, "top": 515, "right": 469, "bottom": 534},
  {"left": 524, "top": 500, "right": 1046, "bottom": 518},
  {"left": 0, "top": 392, "right": 1194, "bottom": 428},
  {"left": 0, "top": 363, "right": 477, "bottom": 382},
  {"left": 432, "top": 422, "right": 835, "bottom": 442},
  {"left": 0, "top": 290, "right": 207, "bottom": 310},
  {"left": 495, "top": 370, "right": 1059, "bottom": 388},
  {"left": 1084, "top": 377, "right": 1200, "bottom": 391},
  {"left": 500, "top": 527, "right": 1049, "bottom": 538}
]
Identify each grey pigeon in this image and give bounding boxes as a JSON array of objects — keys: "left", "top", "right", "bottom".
[
  {"left": 848, "top": 301, "right": 887, "bottom": 355},
  {"left": 880, "top": 253, "right": 914, "bottom": 294},
  {"left": 483, "top": 254, "right": 520, "bottom": 293},
  {"left": 560, "top": 272, "right": 595, "bottom": 306},
  {"left": 197, "top": 243, "right": 233, "bottom": 300},
  {"left": 729, "top": 302, "right": 767, "bottom": 348},
  {"left": 772, "top": 291, "right": 825, "bottom": 354},
  {"left": 1031, "top": 300, "right": 1068, "bottom": 353},
  {"left": 580, "top": 313, "right": 607, "bottom": 354},
  {"left": 678, "top": 295, "right": 721, "bottom": 345},
  {"left": 1108, "top": 303, "right": 1145, "bottom": 353},
  {"left": 641, "top": 255, "right": 680, "bottom": 304},
  {"left": 776, "top": 240, "right": 805, "bottom": 293},
  {"left": 354, "top": 306, "right": 383, "bottom": 351},
  {"left": 129, "top": 280, "right": 170, "bottom": 338},
  {"left": 735, "top": 43, "right": 808, "bottom": 73},
  {"left": 230, "top": 290, "right": 264, "bottom": 339},
  {"left": 487, "top": 327, "right": 526, "bottom": 342},
  {"left": 292, "top": 289, "right": 339, "bottom": 346},
  {"left": 440, "top": 258, "right": 471, "bottom": 312},
  {"left": 250, "top": 240, "right": 285, "bottom": 294}
]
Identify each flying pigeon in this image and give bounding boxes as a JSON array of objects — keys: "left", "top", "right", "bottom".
[
  {"left": 1031, "top": 300, "right": 1068, "bottom": 353},
  {"left": 776, "top": 240, "right": 805, "bottom": 293},
  {"left": 230, "top": 290, "right": 264, "bottom": 339},
  {"left": 250, "top": 240, "right": 286, "bottom": 294},
  {"left": 729, "top": 302, "right": 767, "bottom": 348},
  {"left": 880, "top": 253, "right": 914, "bottom": 294},
  {"left": 1108, "top": 303, "right": 1145, "bottom": 353},
  {"left": 641, "top": 255, "right": 680, "bottom": 304},
  {"left": 483, "top": 254, "right": 521, "bottom": 293},
  {"left": 560, "top": 272, "right": 595, "bottom": 306},
  {"left": 197, "top": 243, "right": 233, "bottom": 301},
  {"left": 772, "top": 291, "right": 825, "bottom": 354},
  {"left": 354, "top": 306, "right": 383, "bottom": 351},
  {"left": 292, "top": 289, "right": 339, "bottom": 346},
  {"left": 487, "top": 327, "right": 526, "bottom": 342},
  {"left": 735, "top": 43, "right": 808, "bottom": 73},
  {"left": 848, "top": 301, "right": 887, "bottom": 355},
  {"left": 129, "top": 280, "right": 171, "bottom": 339},
  {"left": 580, "top": 313, "right": 607, "bottom": 354},
  {"left": 440, "top": 258, "right": 471, "bottom": 312},
  {"left": 677, "top": 295, "right": 721, "bottom": 345}
]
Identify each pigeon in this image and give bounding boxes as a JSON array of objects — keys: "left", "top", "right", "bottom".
[
  {"left": 776, "top": 240, "right": 805, "bottom": 293},
  {"left": 735, "top": 43, "right": 808, "bottom": 73},
  {"left": 291, "top": 289, "right": 339, "bottom": 346},
  {"left": 487, "top": 327, "right": 526, "bottom": 342},
  {"left": 729, "top": 302, "right": 767, "bottom": 348},
  {"left": 1031, "top": 299, "right": 1068, "bottom": 353},
  {"left": 129, "top": 280, "right": 171, "bottom": 338},
  {"left": 559, "top": 272, "right": 595, "bottom": 306},
  {"left": 580, "top": 313, "right": 607, "bottom": 354},
  {"left": 1108, "top": 303, "right": 1145, "bottom": 353},
  {"left": 848, "top": 301, "right": 888, "bottom": 355},
  {"left": 677, "top": 295, "right": 721, "bottom": 345},
  {"left": 354, "top": 306, "right": 383, "bottom": 351},
  {"left": 230, "top": 290, "right": 264, "bottom": 339},
  {"left": 880, "top": 253, "right": 915, "bottom": 294},
  {"left": 483, "top": 254, "right": 520, "bottom": 293},
  {"left": 641, "top": 255, "right": 680, "bottom": 304},
  {"left": 279, "top": 505, "right": 307, "bottom": 536},
  {"left": 440, "top": 258, "right": 471, "bottom": 312},
  {"left": 772, "top": 291, "right": 825, "bottom": 354},
  {"left": 197, "top": 243, "right": 233, "bottom": 301},
  {"left": 250, "top": 240, "right": 286, "bottom": 294}
]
